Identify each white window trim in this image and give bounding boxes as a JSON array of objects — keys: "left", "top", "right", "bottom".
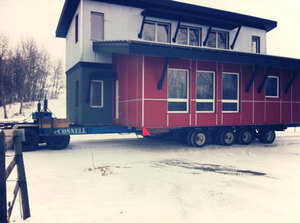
[
  {"left": 167, "top": 68, "right": 189, "bottom": 114},
  {"left": 196, "top": 70, "right": 215, "bottom": 113},
  {"left": 265, "top": 76, "right": 279, "bottom": 98},
  {"left": 90, "top": 80, "right": 104, "bottom": 108},
  {"left": 115, "top": 80, "right": 119, "bottom": 119},
  {"left": 176, "top": 26, "right": 201, "bottom": 46},
  {"left": 207, "top": 30, "right": 229, "bottom": 49},
  {"left": 222, "top": 72, "right": 239, "bottom": 113},
  {"left": 143, "top": 20, "right": 171, "bottom": 43}
]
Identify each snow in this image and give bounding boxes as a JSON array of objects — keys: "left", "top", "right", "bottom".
[{"left": 2, "top": 96, "right": 300, "bottom": 223}]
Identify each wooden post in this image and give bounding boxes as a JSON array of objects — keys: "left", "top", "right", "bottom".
[
  {"left": 14, "top": 130, "right": 30, "bottom": 220},
  {"left": 0, "top": 130, "right": 7, "bottom": 223}
]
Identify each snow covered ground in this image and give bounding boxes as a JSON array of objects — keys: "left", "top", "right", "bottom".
[{"left": 3, "top": 97, "right": 300, "bottom": 223}]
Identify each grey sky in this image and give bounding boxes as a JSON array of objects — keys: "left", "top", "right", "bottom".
[{"left": 0, "top": 0, "right": 299, "bottom": 69}]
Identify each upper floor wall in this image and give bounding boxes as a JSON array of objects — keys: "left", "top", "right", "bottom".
[{"left": 65, "top": 0, "right": 268, "bottom": 70}]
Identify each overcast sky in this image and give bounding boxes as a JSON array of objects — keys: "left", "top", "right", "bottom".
[{"left": 0, "top": 0, "right": 300, "bottom": 69}]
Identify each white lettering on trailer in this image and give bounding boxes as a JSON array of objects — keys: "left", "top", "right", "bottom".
[{"left": 54, "top": 128, "right": 87, "bottom": 135}]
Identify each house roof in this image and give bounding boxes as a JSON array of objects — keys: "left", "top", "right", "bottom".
[
  {"left": 56, "top": 0, "right": 277, "bottom": 38},
  {"left": 92, "top": 40, "right": 300, "bottom": 70}
]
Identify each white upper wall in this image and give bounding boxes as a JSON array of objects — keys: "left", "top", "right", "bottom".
[{"left": 65, "top": 0, "right": 268, "bottom": 70}]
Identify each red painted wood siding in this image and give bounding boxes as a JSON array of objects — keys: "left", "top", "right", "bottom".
[{"left": 113, "top": 54, "right": 300, "bottom": 128}]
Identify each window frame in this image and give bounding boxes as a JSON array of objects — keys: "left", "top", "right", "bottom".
[
  {"left": 90, "top": 11, "right": 104, "bottom": 41},
  {"left": 265, "top": 76, "right": 279, "bottom": 98},
  {"left": 176, "top": 25, "right": 202, "bottom": 46},
  {"left": 167, "top": 68, "right": 189, "bottom": 114},
  {"left": 90, "top": 80, "right": 104, "bottom": 108},
  {"left": 143, "top": 20, "right": 171, "bottom": 43},
  {"left": 196, "top": 70, "right": 215, "bottom": 113},
  {"left": 251, "top": 36, "right": 260, "bottom": 53},
  {"left": 207, "top": 30, "right": 229, "bottom": 50},
  {"left": 222, "top": 72, "right": 239, "bottom": 113}
]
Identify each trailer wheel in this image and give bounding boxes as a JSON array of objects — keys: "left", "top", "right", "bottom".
[
  {"left": 46, "top": 135, "right": 70, "bottom": 150},
  {"left": 22, "top": 128, "right": 39, "bottom": 151},
  {"left": 186, "top": 129, "right": 194, "bottom": 146},
  {"left": 191, "top": 130, "right": 207, "bottom": 148},
  {"left": 237, "top": 128, "right": 253, "bottom": 145},
  {"left": 219, "top": 129, "right": 235, "bottom": 146},
  {"left": 259, "top": 128, "right": 276, "bottom": 144}
]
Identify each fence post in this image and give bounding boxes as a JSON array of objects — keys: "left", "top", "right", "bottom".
[
  {"left": 14, "top": 130, "right": 30, "bottom": 220},
  {"left": 0, "top": 130, "right": 7, "bottom": 223}
]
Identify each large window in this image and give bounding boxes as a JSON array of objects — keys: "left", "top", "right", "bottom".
[
  {"left": 90, "top": 80, "right": 104, "bottom": 108},
  {"left": 91, "top": 12, "right": 104, "bottom": 41},
  {"left": 265, "top": 76, "right": 279, "bottom": 97},
  {"left": 168, "top": 69, "right": 189, "bottom": 112},
  {"left": 207, "top": 30, "right": 229, "bottom": 49},
  {"left": 196, "top": 71, "right": 215, "bottom": 112},
  {"left": 222, "top": 73, "right": 239, "bottom": 112},
  {"left": 143, "top": 21, "right": 170, "bottom": 43},
  {"left": 177, "top": 26, "right": 201, "bottom": 46},
  {"left": 251, "top": 36, "right": 260, "bottom": 53}
]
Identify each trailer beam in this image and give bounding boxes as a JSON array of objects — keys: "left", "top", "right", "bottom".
[
  {"left": 172, "top": 21, "right": 181, "bottom": 43},
  {"left": 246, "top": 65, "right": 259, "bottom": 93},
  {"left": 284, "top": 70, "right": 298, "bottom": 94},
  {"left": 230, "top": 25, "right": 241, "bottom": 49},
  {"left": 258, "top": 67, "right": 271, "bottom": 93},
  {"left": 203, "top": 26, "right": 212, "bottom": 46},
  {"left": 157, "top": 58, "right": 170, "bottom": 90}
]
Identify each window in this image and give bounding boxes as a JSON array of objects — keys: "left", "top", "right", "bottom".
[
  {"left": 177, "top": 26, "right": 201, "bottom": 46},
  {"left": 143, "top": 21, "right": 170, "bottom": 43},
  {"left": 251, "top": 36, "right": 260, "bottom": 53},
  {"left": 196, "top": 71, "right": 215, "bottom": 112},
  {"left": 207, "top": 30, "right": 229, "bottom": 49},
  {"left": 75, "top": 81, "right": 79, "bottom": 107},
  {"left": 265, "top": 76, "right": 279, "bottom": 97},
  {"left": 222, "top": 73, "right": 239, "bottom": 112},
  {"left": 168, "top": 69, "right": 189, "bottom": 112},
  {"left": 90, "top": 80, "right": 103, "bottom": 108},
  {"left": 91, "top": 12, "right": 104, "bottom": 41},
  {"left": 75, "top": 14, "right": 78, "bottom": 43}
]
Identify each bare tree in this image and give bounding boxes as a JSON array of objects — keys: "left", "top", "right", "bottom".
[
  {"left": 49, "top": 59, "right": 64, "bottom": 99},
  {"left": 0, "top": 34, "right": 10, "bottom": 118}
]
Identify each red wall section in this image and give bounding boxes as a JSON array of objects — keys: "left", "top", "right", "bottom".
[
  {"left": 144, "top": 100, "right": 167, "bottom": 128},
  {"left": 113, "top": 54, "right": 300, "bottom": 129}
]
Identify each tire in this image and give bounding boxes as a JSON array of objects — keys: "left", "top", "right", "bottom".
[
  {"left": 186, "top": 129, "right": 194, "bottom": 146},
  {"left": 191, "top": 130, "right": 207, "bottom": 148},
  {"left": 237, "top": 128, "right": 253, "bottom": 145},
  {"left": 22, "top": 128, "right": 39, "bottom": 151},
  {"left": 45, "top": 135, "right": 70, "bottom": 150},
  {"left": 219, "top": 128, "right": 235, "bottom": 146},
  {"left": 259, "top": 128, "right": 276, "bottom": 144}
]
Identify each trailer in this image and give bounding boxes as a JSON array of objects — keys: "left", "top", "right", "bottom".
[
  {"left": 0, "top": 98, "right": 298, "bottom": 151},
  {"left": 0, "top": 99, "right": 142, "bottom": 151}
]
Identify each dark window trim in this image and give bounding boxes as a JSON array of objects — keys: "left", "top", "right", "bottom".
[{"left": 75, "top": 14, "right": 78, "bottom": 44}]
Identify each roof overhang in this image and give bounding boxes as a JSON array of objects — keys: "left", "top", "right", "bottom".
[
  {"left": 56, "top": 0, "right": 277, "bottom": 38},
  {"left": 93, "top": 40, "right": 300, "bottom": 70}
]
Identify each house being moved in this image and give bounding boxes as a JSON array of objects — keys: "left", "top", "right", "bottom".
[{"left": 56, "top": 0, "right": 300, "bottom": 147}]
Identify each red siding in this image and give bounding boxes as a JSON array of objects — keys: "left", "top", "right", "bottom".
[{"left": 113, "top": 54, "right": 300, "bottom": 129}]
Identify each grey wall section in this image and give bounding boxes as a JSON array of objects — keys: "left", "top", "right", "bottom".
[{"left": 66, "top": 62, "right": 115, "bottom": 125}]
